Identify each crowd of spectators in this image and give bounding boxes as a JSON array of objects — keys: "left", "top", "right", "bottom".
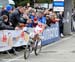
[{"left": 0, "top": 3, "right": 64, "bottom": 37}]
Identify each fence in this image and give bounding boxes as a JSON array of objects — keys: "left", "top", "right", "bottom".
[{"left": 0, "top": 22, "right": 60, "bottom": 52}]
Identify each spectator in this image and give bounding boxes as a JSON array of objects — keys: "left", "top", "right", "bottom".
[
  {"left": 29, "top": 11, "right": 36, "bottom": 20},
  {"left": 26, "top": 19, "right": 33, "bottom": 27},
  {"left": 46, "top": 15, "right": 51, "bottom": 26},
  {"left": 2, "top": 15, "right": 12, "bottom": 26},
  {"left": 6, "top": 5, "right": 13, "bottom": 12},
  {"left": 38, "top": 12, "right": 46, "bottom": 24},
  {"left": 22, "top": 9, "right": 33, "bottom": 27},
  {"left": 29, "top": 11, "right": 38, "bottom": 27},
  {"left": 0, "top": 15, "right": 14, "bottom": 30},
  {"left": 9, "top": 6, "right": 26, "bottom": 28},
  {"left": 58, "top": 11, "right": 64, "bottom": 37},
  {"left": 0, "top": 6, "right": 9, "bottom": 17},
  {"left": 44, "top": 9, "right": 49, "bottom": 16}
]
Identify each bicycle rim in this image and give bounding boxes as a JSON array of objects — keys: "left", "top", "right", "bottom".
[
  {"left": 34, "top": 40, "right": 42, "bottom": 55},
  {"left": 24, "top": 48, "right": 30, "bottom": 59}
]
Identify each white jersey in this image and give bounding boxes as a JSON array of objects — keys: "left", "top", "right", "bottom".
[{"left": 23, "top": 22, "right": 46, "bottom": 38}]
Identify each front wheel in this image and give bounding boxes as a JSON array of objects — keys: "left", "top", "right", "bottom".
[
  {"left": 34, "top": 40, "right": 42, "bottom": 56},
  {"left": 24, "top": 47, "right": 30, "bottom": 59}
]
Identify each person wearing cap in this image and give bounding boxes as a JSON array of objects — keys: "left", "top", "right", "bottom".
[{"left": 6, "top": 5, "right": 12, "bottom": 12}]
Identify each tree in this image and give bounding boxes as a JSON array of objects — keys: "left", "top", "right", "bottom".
[
  {"left": 36, "top": 0, "right": 52, "bottom": 3},
  {"left": 13, "top": 0, "right": 30, "bottom": 7},
  {"left": 13, "top": 0, "right": 53, "bottom": 7}
]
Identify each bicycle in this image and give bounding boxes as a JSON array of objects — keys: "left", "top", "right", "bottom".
[{"left": 24, "top": 33, "right": 42, "bottom": 59}]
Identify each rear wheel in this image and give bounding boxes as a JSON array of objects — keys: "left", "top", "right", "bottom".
[{"left": 34, "top": 40, "right": 42, "bottom": 56}]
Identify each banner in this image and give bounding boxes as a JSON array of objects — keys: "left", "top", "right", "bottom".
[
  {"left": 0, "top": 30, "right": 29, "bottom": 51},
  {"left": 42, "top": 22, "right": 60, "bottom": 45},
  {"left": 11, "top": 30, "right": 29, "bottom": 47},
  {"left": 53, "top": 0, "right": 64, "bottom": 11},
  {"left": 3, "top": 30, "right": 29, "bottom": 47},
  {"left": 0, "top": 31, "right": 12, "bottom": 52}
]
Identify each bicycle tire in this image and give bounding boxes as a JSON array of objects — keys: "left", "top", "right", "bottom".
[
  {"left": 24, "top": 47, "right": 30, "bottom": 59},
  {"left": 34, "top": 40, "right": 42, "bottom": 56}
]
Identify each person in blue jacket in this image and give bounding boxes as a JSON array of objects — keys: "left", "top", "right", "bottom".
[
  {"left": 29, "top": 11, "right": 36, "bottom": 21},
  {"left": 38, "top": 12, "right": 46, "bottom": 24},
  {"left": 28, "top": 11, "right": 36, "bottom": 27}
]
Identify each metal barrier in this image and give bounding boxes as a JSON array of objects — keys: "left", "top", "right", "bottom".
[
  {"left": 0, "top": 22, "right": 60, "bottom": 55},
  {"left": 42, "top": 22, "right": 60, "bottom": 45}
]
